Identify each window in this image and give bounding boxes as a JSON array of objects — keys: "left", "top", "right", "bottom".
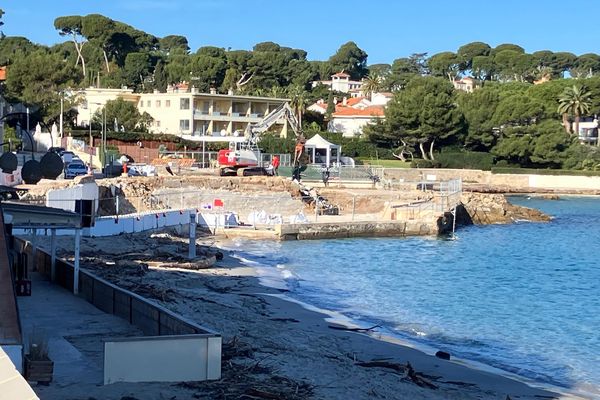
[
  {"left": 146, "top": 100, "right": 151, "bottom": 107},
  {"left": 179, "top": 119, "right": 190, "bottom": 131},
  {"left": 156, "top": 100, "right": 161, "bottom": 107},
  {"left": 180, "top": 98, "right": 190, "bottom": 110},
  {"left": 139, "top": 101, "right": 143, "bottom": 108},
  {"left": 156, "top": 121, "right": 161, "bottom": 127},
  {"left": 165, "top": 100, "right": 171, "bottom": 107}
]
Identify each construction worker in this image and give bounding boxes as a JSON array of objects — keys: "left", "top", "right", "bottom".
[{"left": 271, "top": 155, "right": 280, "bottom": 176}]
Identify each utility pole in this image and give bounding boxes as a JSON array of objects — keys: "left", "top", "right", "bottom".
[{"left": 59, "top": 92, "right": 64, "bottom": 142}]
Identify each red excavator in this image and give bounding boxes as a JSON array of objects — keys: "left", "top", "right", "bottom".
[{"left": 217, "top": 103, "right": 302, "bottom": 176}]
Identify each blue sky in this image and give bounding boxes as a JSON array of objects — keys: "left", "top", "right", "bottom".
[{"left": 2, "top": 0, "right": 599, "bottom": 64}]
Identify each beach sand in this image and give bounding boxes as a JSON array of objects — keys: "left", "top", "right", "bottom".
[{"left": 26, "top": 230, "right": 574, "bottom": 400}]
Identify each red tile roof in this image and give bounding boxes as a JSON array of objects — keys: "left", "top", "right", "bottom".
[
  {"left": 0, "top": 67, "right": 6, "bottom": 81},
  {"left": 346, "top": 97, "right": 366, "bottom": 107},
  {"left": 333, "top": 106, "right": 384, "bottom": 117}
]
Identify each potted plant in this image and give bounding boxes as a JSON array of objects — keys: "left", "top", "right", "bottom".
[{"left": 24, "top": 329, "right": 53, "bottom": 384}]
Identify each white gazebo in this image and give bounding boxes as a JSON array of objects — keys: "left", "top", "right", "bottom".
[{"left": 305, "top": 134, "right": 341, "bottom": 167}]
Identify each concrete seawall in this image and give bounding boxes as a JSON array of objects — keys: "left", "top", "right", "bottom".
[
  {"left": 382, "top": 168, "right": 600, "bottom": 192},
  {"left": 224, "top": 216, "right": 454, "bottom": 241}
]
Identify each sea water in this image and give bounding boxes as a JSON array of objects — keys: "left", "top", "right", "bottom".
[{"left": 226, "top": 196, "right": 600, "bottom": 397}]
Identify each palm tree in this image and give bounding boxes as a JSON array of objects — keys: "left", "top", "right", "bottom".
[
  {"left": 288, "top": 85, "right": 309, "bottom": 128},
  {"left": 558, "top": 85, "right": 592, "bottom": 136},
  {"left": 361, "top": 74, "right": 383, "bottom": 100}
]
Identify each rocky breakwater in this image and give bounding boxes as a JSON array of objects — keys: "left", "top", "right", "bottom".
[{"left": 459, "top": 193, "right": 551, "bottom": 225}]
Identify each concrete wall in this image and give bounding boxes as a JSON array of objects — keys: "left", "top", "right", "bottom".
[
  {"left": 382, "top": 168, "right": 600, "bottom": 191},
  {"left": 277, "top": 220, "right": 438, "bottom": 240},
  {"left": 527, "top": 174, "right": 600, "bottom": 190},
  {"left": 104, "top": 335, "right": 221, "bottom": 384},
  {"left": 46, "top": 182, "right": 100, "bottom": 213},
  {"left": 0, "top": 347, "right": 38, "bottom": 400},
  {"left": 1, "top": 345, "right": 23, "bottom": 374}
]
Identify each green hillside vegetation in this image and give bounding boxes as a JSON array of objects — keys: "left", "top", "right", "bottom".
[{"left": 1, "top": 9, "right": 600, "bottom": 170}]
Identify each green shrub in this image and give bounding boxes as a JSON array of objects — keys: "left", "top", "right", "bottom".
[
  {"left": 410, "top": 159, "right": 441, "bottom": 168},
  {"left": 435, "top": 151, "right": 495, "bottom": 170}
]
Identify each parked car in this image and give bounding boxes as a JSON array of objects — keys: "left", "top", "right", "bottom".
[
  {"left": 69, "top": 156, "right": 85, "bottom": 165},
  {"left": 48, "top": 147, "right": 65, "bottom": 154},
  {"left": 64, "top": 163, "right": 88, "bottom": 179},
  {"left": 61, "top": 151, "right": 74, "bottom": 165}
]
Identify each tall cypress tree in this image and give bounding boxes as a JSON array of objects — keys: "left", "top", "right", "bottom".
[{"left": 153, "top": 60, "right": 167, "bottom": 92}]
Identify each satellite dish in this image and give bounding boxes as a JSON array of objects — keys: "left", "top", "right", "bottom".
[
  {"left": 22, "top": 160, "right": 42, "bottom": 184},
  {"left": 0, "top": 152, "right": 18, "bottom": 173},
  {"left": 40, "top": 151, "right": 63, "bottom": 179}
]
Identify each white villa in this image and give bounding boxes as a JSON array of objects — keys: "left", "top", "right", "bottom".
[
  {"left": 308, "top": 95, "right": 390, "bottom": 138},
  {"left": 311, "top": 72, "right": 364, "bottom": 97},
  {"left": 453, "top": 77, "right": 480, "bottom": 93},
  {"left": 76, "top": 85, "right": 292, "bottom": 139},
  {"left": 577, "top": 117, "right": 599, "bottom": 144}
]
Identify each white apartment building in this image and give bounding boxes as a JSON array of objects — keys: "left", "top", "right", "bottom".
[
  {"left": 75, "top": 86, "right": 292, "bottom": 139},
  {"left": 75, "top": 87, "right": 138, "bottom": 127}
]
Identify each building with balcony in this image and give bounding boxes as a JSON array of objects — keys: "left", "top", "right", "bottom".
[
  {"left": 140, "top": 86, "right": 290, "bottom": 139},
  {"left": 76, "top": 86, "right": 291, "bottom": 140},
  {"left": 311, "top": 71, "right": 364, "bottom": 97}
]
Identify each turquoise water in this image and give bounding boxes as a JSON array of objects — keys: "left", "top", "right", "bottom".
[{"left": 227, "top": 196, "right": 600, "bottom": 397}]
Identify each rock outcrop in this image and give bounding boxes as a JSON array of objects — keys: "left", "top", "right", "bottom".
[{"left": 460, "top": 193, "right": 551, "bottom": 225}]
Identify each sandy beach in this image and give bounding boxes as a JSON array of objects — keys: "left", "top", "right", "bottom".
[{"left": 20, "top": 228, "right": 580, "bottom": 400}]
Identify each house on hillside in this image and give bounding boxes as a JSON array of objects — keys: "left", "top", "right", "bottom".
[
  {"left": 308, "top": 95, "right": 387, "bottom": 137},
  {"left": 453, "top": 77, "right": 480, "bottom": 93},
  {"left": 577, "top": 116, "right": 599, "bottom": 145},
  {"left": 311, "top": 71, "right": 364, "bottom": 97},
  {"left": 328, "top": 106, "right": 385, "bottom": 138}
]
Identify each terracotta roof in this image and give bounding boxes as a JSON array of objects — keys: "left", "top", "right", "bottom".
[
  {"left": 333, "top": 106, "right": 384, "bottom": 117},
  {"left": 332, "top": 71, "right": 350, "bottom": 78},
  {"left": 0, "top": 67, "right": 6, "bottom": 81},
  {"left": 346, "top": 97, "right": 366, "bottom": 107}
]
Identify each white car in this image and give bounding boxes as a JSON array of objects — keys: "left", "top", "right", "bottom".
[{"left": 64, "top": 163, "right": 88, "bottom": 179}]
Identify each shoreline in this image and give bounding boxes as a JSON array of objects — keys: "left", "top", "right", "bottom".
[
  {"left": 221, "top": 238, "right": 589, "bottom": 400},
  {"left": 25, "top": 222, "right": 592, "bottom": 399}
]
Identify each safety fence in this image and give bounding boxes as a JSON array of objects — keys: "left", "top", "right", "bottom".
[{"left": 159, "top": 151, "right": 292, "bottom": 169}]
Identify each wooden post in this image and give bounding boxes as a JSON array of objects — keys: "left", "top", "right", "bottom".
[
  {"left": 30, "top": 228, "right": 37, "bottom": 272},
  {"left": 50, "top": 229, "right": 56, "bottom": 282},
  {"left": 188, "top": 212, "right": 196, "bottom": 259},
  {"left": 74, "top": 229, "right": 80, "bottom": 295}
]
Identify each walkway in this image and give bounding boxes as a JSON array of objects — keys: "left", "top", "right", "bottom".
[{"left": 17, "top": 272, "right": 141, "bottom": 387}]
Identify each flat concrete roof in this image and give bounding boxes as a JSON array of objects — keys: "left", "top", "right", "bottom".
[{"left": 2, "top": 202, "right": 82, "bottom": 229}]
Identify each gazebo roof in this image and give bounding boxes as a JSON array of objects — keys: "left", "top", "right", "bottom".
[{"left": 305, "top": 134, "right": 340, "bottom": 149}]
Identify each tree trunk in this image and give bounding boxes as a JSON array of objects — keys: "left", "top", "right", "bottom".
[
  {"left": 72, "top": 37, "right": 86, "bottom": 77},
  {"left": 562, "top": 113, "right": 571, "bottom": 134},
  {"left": 429, "top": 139, "right": 436, "bottom": 161},
  {"left": 419, "top": 142, "right": 429, "bottom": 160},
  {"left": 574, "top": 113, "right": 580, "bottom": 138},
  {"left": 103, "top": 49, "right": 111, "bottom": 73}
]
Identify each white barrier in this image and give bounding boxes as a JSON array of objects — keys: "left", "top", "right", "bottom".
[
  {"left": 104, "top": 335, "right": 222, "bottom": 384},
  {"left": 13, "top": 209, "right": 238, "bottom": 237}
]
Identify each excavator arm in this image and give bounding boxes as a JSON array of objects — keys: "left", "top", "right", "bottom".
[{"left": 244, "top": 102, "right": 302, "bottom": 146}]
